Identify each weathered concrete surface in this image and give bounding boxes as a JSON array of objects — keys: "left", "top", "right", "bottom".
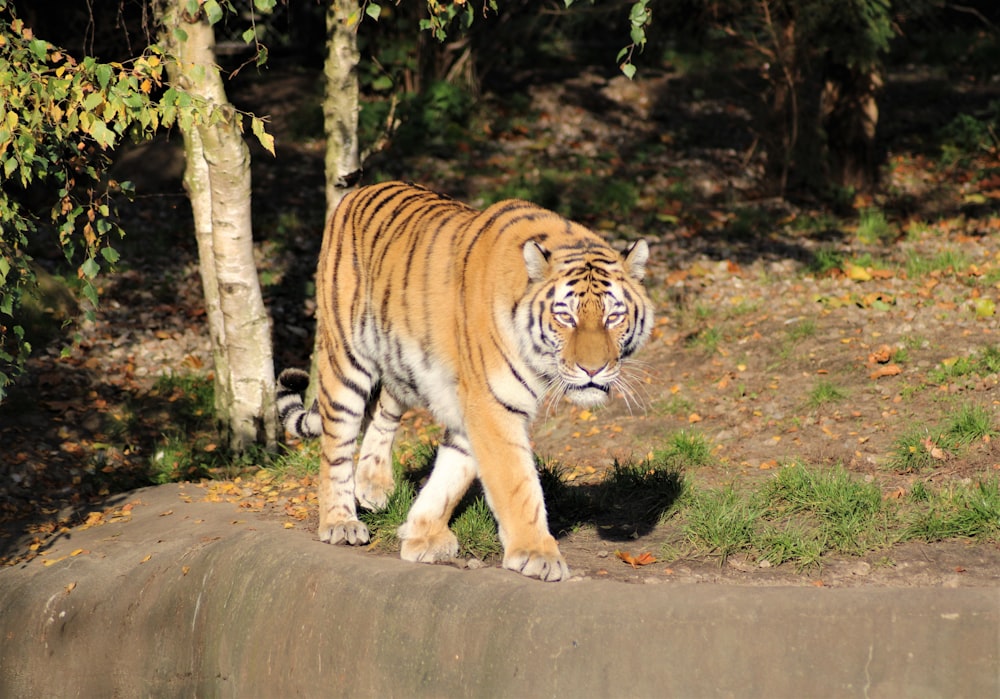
[{"left": 1, "top": 484, "right": 997, "bottom": 698}]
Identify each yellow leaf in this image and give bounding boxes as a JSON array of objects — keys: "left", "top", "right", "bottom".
[
  {"left": 70, "top": 548, "right": 86, "bottom": 557},
  {"left": 974, "top": 297, "right": 996, "bottom": 318},
  {"left": 845, "top": 264, "right": 872, "bottom": 282},
  {"left": 140, "top": 554, "right": 152, "bottom": 564}
]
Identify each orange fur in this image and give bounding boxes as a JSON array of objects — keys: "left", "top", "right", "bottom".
[{"left": 279, "top": 182, "right": 653, "bottom": 581}]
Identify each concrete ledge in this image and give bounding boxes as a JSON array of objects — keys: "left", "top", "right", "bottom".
[{"left": 2, "top": 485, "right": 997, "bottom": 698}]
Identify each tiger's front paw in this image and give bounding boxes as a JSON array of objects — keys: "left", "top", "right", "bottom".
[
  {"left": 398, "top": 522, "right": 459, "bottom": 564},
  {"left": 318, "top": 519, "right": 370, "bottom": 546},
  {"left": 503, "top": 543, "right": 570, "bottom": 582}
]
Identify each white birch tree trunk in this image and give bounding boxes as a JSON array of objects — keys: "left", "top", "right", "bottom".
[
  {"left": 323, "top": 0, "right": 363, "bottom": 223},
  {"left": 161, "top": 2, "right": 277, "bottom": 452},
  {"left": 308, "top": 0, "right": 364, "bottom": 401}
]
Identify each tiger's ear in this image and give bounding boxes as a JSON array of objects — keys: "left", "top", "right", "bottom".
[
  {"left": 622, "top": 239, "right": 649, "bottom": 281},
  {"left": 523, "top": 241, "right": 551, "bottom": 282}
]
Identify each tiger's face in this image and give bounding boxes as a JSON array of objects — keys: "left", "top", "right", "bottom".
[{"left": 519, "top": 239, "right": 652, "bottom": 408}]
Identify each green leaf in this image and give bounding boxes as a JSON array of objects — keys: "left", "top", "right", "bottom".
[
  {"left": 371, "top": 75, "right": 393, "bottom": 92},
  {"left": 95, "top": 64, "right": 113, "bottom": 90},
  {"left": 101, "top": 246, "right": 120, "bottom": 264},
  {"left": 81, "top": 282, "right": 99, "bottom": 308},
  {"left": 29, "top": 39, "right": 48, "bottom": 62},
  {"left": 365, "top": 2, "right": 381, "bottom": 21},
  {"left": 253, "top": 0, "right": 277, "bottom": 11},
  {"left": 82, "top": 92, "right": 104, "bottom": 112},
  {"left": 620, "top": 62, "right": 637, "bottom": 80},
  {"left": 204, "top": 0, "right": 223, "bottom": 25},
  {"left": 81, "top": 257, "right": 100, "bottom": 279},
  {"left": 251, "top": 116, "right": 275, "bottom": 156},
  {"left": 241, "top": 28, "right": 257, "bottom": 44}
]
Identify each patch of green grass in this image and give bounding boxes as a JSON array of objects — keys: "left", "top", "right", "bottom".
[
  {"left": 807, "top": 379, "right": 847, "bottom": 409},
  {"left": 267, "top": 440, "right": 321, "bottom": 479},
  {"left": 786, "top": 318, "right": 817, "bottom": 343},
  {"left": 359, "top": 477, "right": 417, "bottom": 548},
  {"left": 808, "top": 246, "right": 845, "bottom": 276},
  {"left": 145, "top": 373, "right": 232, "bottom": 483},
  {"left": 886, "top": 402, "right": 996, "bottom": 472},
  {"left": 943, "top": 403, "right": 997, "bottom": 446},
  {"left": 904, "top": 479, "right": 1000, "bottom": 541},
  {"left": 676, "top": 486, "right": 763, "bottom": 561},
  {"left": 663, "top": 464, "right": 1000, "bottom": 569},
  {"left": 978, "top": 345, "right": 1000, "bottom": 374},
  {"left": 857, "top": 207, "right": 896, "bottom": 245},
  {"left": 754, "top": 520, "right": 825, "bottom": 569},
  {"left": 654, "top": 430, "right": 714, "bottom": 468},
  {"left": 452, "top": 497, "right": 503, "bottom": 559},
  {"left": 928, "top": 346, "right": 1000, "bottom": 384},
  {"left": 887, "top": 425, "right": 943, "bottom": 473},
  {"left": 765, "top": 464, "right": 892, "bottom": 555},
  {"left": 904, "top": 248, "right": 970, "bottom": 279}
]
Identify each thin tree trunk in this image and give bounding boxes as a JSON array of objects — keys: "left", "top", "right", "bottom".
[
  {"left": 308, "top": 0, "right": 363, "bottom": 403},
  {"left": 323, "top": 0, "right": 362, "bottom": 223},
  {"left": 820, "top": 62, "right": 882, "bottom": 192},
  {"left": 161, "top": 2, "right": 277, "bottom": 452},
  {"left": 180, "top": 126, "right": 230, "bottom": 424}
]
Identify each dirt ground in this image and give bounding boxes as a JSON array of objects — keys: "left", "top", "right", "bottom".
[{"left": 3, "top": 61, "right": 999, "bottom": 587}]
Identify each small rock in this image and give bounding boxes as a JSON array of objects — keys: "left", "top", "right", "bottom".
[{"left": 848, "top": 561, "right": 871, "bottom": 577}]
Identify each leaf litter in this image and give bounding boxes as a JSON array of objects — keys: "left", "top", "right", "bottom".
[{"left": 2, "top": 65, "right": 999, "bottom": 586}]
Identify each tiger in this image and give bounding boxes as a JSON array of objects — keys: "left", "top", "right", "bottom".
[{"left": 277, "top": 181, "right": 653, "bottom": 581}]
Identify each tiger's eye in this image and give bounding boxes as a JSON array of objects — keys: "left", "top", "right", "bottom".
[{"left": 554, "top": 312, "right": 576, "bottom": 327}]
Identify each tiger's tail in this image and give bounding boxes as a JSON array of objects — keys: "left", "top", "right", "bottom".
[{"left": 276, "top": 368, "right": 322, "bottom": 439}]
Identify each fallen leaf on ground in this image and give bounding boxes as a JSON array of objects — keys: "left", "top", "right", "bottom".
[
  {"left": 921, "top": 437, "right": 947, "bottom": 460},
  {"left": 868, "top": 345, "right": 893, "bottom": 364},
  {"left": 869, "top": 364, "right": 902, "bottom": 380},
  {"left": 616, "top": 550, "right": 658, "bottom": 568}
]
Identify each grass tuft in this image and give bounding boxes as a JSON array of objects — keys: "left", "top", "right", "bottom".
[
  {"left": 807, "top": 379, "right": 847, "bottom": 408},
  {"left": 654, "top": 430, "right": 714, "bottom": 468}
]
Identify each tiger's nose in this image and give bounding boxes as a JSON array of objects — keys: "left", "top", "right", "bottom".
[{"left": 578, "top": 363, "right": 606, "bottom": 378}]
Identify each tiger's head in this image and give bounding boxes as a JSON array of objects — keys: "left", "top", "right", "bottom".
[{"left": 517, "top": 238, "right": 653, "bottom": 408}]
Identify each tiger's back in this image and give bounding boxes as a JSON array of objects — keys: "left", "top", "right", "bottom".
[{"left": 280, "top": 181, "right": 653, "bottom": 581}]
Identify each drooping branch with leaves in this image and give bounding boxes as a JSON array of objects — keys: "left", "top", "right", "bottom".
[{"left": 0, "top": 0, "right": 168, "bottom": 397}]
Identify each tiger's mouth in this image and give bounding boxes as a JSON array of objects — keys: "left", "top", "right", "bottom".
[{"left": 564, "top": 381, "right": 611, "bottom": 407}]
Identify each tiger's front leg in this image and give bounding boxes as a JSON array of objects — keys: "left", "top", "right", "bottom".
[{"left": 467, "top": 409, "right": 570, "bottom": 582}]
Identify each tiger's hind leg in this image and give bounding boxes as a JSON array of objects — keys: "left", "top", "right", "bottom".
[
  {"left": 398, "top": 431, "right": 476, "bottom": 564},
  {"left": 316, "top": 346, "right": 373, "bottom": 547},
  {"left": 355, "top": 389, "right": 401, "bottom": 511}
]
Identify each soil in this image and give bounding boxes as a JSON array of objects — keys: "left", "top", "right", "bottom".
[{"left": 3, "top": 61, "right": 999, "bottom": 587}]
